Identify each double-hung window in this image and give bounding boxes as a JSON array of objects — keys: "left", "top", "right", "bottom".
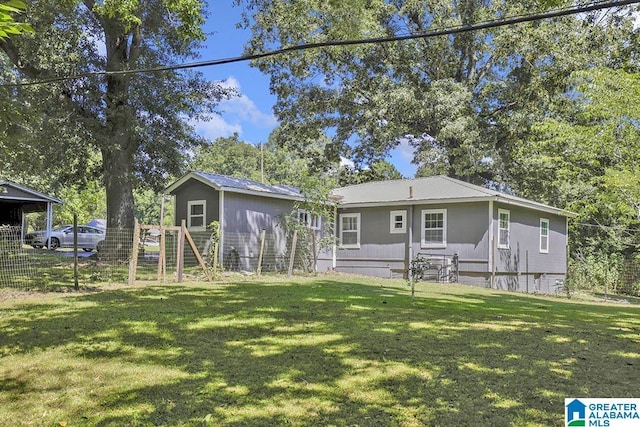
[
  {"left": 187, "top": 200, "right": 206, "bottom": 230},
  {"left": 340, "top": 213, "right": 360, "bottom": 249},
  {"left": 498, "top": 209, "right": 510, "bottom": 249},
  {"left": 540, "top": 218, "right": 549, "bottom": 253},
  {"left": 390, "top": 210, "right": 407, "bottom": 234},
  {"left": 421, "top": 209, "right": 446, "bottom": 248}
]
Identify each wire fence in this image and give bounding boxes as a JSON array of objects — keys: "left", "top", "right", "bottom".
[{"left": 0, "top": 225, "right": 324, "bottom": 290}]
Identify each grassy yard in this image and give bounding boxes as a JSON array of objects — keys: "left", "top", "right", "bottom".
[{"left": 0, "top": 275, "right": 638, "bottom": 426}]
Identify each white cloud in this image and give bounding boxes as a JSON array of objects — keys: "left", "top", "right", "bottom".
[
  {"left": 340, "top": 157, "right": 355, "bottom": 168},
  {"left": 191, "top": 114, "right": 242, "bottom": 140},
  {"left": 190, "top": 76, "right": 278, "bottom": 142},
  {"left": 216, "top": 77, "right": 278, "bottom": 128},
  {"left": 391, "top": 138, "right": 415, "bottom": 163}
]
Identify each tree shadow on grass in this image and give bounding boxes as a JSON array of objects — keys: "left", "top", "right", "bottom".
[{"left": 0, "top": 279, "right": 638, "bottom": 426}]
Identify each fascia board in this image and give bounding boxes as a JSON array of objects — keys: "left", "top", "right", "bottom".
[
  {"left": 164, "top": 172, "right": 221, "bottom": 194},
  {"left": 338, "top": 196, "right": 576, "bottom": 217},
  {"left": 219, "top": 186, "right": 304, "bottom": 202},
  {"left": 0, "top": 181, "right": 63, "bottom": 204}
]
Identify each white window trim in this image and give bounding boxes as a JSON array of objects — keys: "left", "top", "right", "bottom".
[
  {"left": 540, "top": 218, "right": 549, "bottom": 254},
  {"left": 187, "top": 200, "right": 206, "bottom": 231},
  {"left": 421, "top": 209, "right": 447, "bottom": 249},
  {"left": 389, "top": 210, "right": 407, "bottom": 234},
  {"left": 298, "top": 209, "right": 321, "bottom": 230},
  {"left": 339, "top": 213, "right": 360, "bottom": 249},
  {"left": 498, "top": 208, "right": 510, "bottom": 249}
]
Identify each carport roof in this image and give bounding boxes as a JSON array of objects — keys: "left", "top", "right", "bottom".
[{"left": 0, "top": 180, "right": 63, "bottom": 205}]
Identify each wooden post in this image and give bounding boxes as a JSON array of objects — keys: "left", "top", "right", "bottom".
[
  {"left": 128, "top": 220, "right": 141, "bottom": 286},
  {"left": 212, "top": 242, "right": 219, "bottom": 278},
  {"left": 73, "top": 213, "right": 79, "bottom": 291},
  {"left": 183, "top": 227, "right": 212, "bottom": 281},
  {"left": 177, "top": 220, "right": 185, "bottom": 283},
  {"left": 288, "top": 230, "right": 298, "bottom": 277},
  {"left": 257, "top": 229, "right": 266, "bottom": 277},
  {"left": 311, "top": 231, "right": 318, "bottom": 273}
]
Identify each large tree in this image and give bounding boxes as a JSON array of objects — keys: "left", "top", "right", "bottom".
[
  {"left": 237, "top": 0, "right": 635, "bottom": 184},
  {"left": 511, "top": 68, "right": 640, "bottom": 256},
  {"left": 0, "top": 0, "right": 232, "bottom": 229}
]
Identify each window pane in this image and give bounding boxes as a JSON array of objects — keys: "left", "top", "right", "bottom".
[
  {"left": 541, "top": 235, "right": 548, "bottom": 250},
  {"left": 424, "top": 230, "right": 443, "bottom": 243},
  {"left": 342, "top": 217, "right": 357, "bottom": 231},
  {"left": 191, "top": 217, "right": 203, "bottom": 227},
  {"left": 342, "top": 231, "right": 357, "bottom": 246},
  {"left": 191, "top": 204, "right": 204, "bottom": 215},
  {"left": 499, "top": 230, "right": 509, "bottom": 246}
]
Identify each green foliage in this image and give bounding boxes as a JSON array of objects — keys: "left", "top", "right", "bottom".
[
  {"left": 337, "top": 160, "right": 403, "bottom": 186},
  {"left": 512, "top": 68, "right": 640, "bottom": 256},
  {"left": 278, "top": 173, "right": 339, "bottom": 272},
  {"left": 568, "top": 251, "right": 623, "bottom": 295},
  {"left": 190, "top": 133, "right": 310, "bottom": 186},
  {"left": 239, "top": 0, "right": 635, "bottom": 183},
  {"left": 1, "top": 0, "right": 233, "bottom": 230},
  {"left": 0, "top": 0, "right": 33, "bottom": 40}
]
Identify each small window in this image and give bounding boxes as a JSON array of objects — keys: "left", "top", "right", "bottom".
[
  {"left": 390, "top": 210, "right": 407, "bottom": 234},
  {"left": 421, "top": 209, "right": 446, "bottom": 248},
  {"left": 498, "top": 209, "right": 510, "bottom": 249},
  {"left": 298, "top": 210, "right": 321, "bottom": 230},
  {"left": 339, "top": 213, "right": 360, "bottom": 249},
  {"left": 188, "top": 200, "right": 206, "bottom": 230},
  {"left": 540, "top": 218, "right": 549, "bottom": 253}
]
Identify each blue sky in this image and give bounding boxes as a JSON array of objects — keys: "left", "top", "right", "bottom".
[{"left": 192, "top": 3, "right": 418, "bottom": 178}]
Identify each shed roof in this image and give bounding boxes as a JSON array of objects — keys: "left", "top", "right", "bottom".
[
  {"left": 165, "top": 171, "right": 303, "bottom": 200},
  {"left": 333, "top": 175, "right": 575, "bottom": 217}
]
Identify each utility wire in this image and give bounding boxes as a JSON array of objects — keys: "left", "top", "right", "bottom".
[{"left": 2, "top": 0, "right": 639, "bottom": 87}]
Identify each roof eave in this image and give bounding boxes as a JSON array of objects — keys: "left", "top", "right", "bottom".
[{"left": 0, "top": 180, "right": 63, "bottom": 204}]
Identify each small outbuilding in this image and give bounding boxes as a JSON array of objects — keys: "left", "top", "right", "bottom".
[{"left": 0, "top": 180, "right": 62, "bottom": 242}]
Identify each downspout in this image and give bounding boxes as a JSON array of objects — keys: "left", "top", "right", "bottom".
[
  {"left": 219, "top": 190, "right": 225, "bottom": 266},
  {"left": 488, "top": 200, "right": 494, "bottom": 288},
  {"left": 332, "top": 204, "right": 337, "bottom": 270},
  {"left": 408, "top": 205, "right": 414, "bottom": 280}
]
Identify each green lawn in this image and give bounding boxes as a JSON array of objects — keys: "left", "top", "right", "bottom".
[{"left": 0, "top": 275, "right": 638, "bottom": 426}]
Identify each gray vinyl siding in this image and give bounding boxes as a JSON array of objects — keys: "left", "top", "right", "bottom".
[
  {"left": 222, "top": 192, "right": 294, "bottom": 234},
  {"left": 492, "top": 203, "right": 567, "bottom": 275},
  {"left": 335, "top": 202, "right": 491, "bottom": 277},
  {"left": 411, "top": 202, "right": 489, "bottom": 264},
  {"left": 221, "top": 192, "right": 295, "bottom": 271},
  {"left": 333, "top": 201, "right": 569, "bottom": 292},
  {"left": 171, "top": 178, "right": 220, "bottom": 228}
]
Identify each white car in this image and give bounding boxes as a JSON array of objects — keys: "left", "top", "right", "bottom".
[{"left": 25, "top": 225, "right": 106, "bottom": 252}]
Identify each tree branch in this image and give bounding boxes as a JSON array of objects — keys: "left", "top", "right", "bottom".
[{"left": 0, "top": 39, "right": 41, "bottom": 79}]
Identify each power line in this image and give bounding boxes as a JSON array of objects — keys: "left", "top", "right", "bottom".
[{"left": 2, "top": 0, "right": 639, "bottom": 87}]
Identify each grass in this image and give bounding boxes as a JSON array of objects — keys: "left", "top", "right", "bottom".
[{"left": 0, "top": 275, "right": 638, "bottom": 426}]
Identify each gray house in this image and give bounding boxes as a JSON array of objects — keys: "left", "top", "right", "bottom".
[
  {"left": 165, "top": 171, "right": 303, "bottom": 270},
  {"left": 168, "top": 172, "right": 573, "bottom": 293},
  {"left": 317, "top": 176, "right": 574, "bottom": 293}
]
